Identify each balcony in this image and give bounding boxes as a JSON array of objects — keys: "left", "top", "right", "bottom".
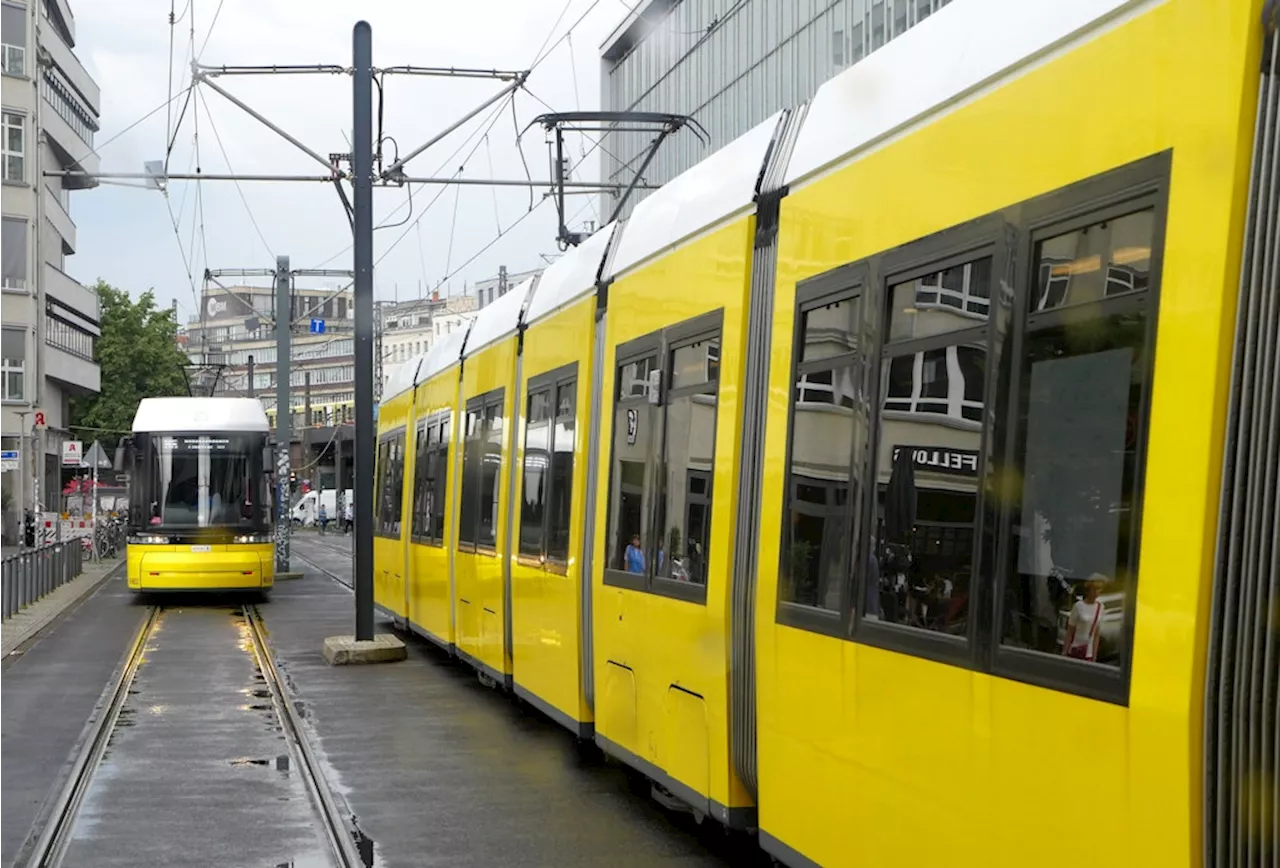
[
  {"left": 43, "top": 339, "right": 99, "bottom": 394},
  {"left": 41, "top": 71, "right": 99, "bottom": 187},
  {"left": 38, "top": 21, "right": 98, "bottom": 115},
  {"left": 44, "top": 186, "right": 75, "bottom": 254},
  {"left": 43, "top": 263, "right": 97, "bottom": 321}
]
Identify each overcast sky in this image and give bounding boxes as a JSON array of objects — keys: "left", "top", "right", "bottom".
[{"left": 69, "top": 0, "right": 633, "bottom": 322}]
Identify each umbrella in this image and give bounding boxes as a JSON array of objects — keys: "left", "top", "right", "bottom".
[{"left": 883, "top": 446, "right": 917, "bottom": 545}]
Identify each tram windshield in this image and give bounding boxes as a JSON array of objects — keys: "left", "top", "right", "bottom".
[{"left": 132, "top": 431, "right": 271, "bottom": 533}]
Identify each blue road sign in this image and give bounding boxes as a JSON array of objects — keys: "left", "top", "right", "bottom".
[{"left": 310, "top": 318, "right": 326, "bottom": 334}]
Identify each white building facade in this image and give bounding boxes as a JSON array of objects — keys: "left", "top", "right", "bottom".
[
  {"left": 1, "top": 0, "right": 102, "bottom": 537},
  {"left": 379, "top": 292, "right": 477, "bottom": 392}
]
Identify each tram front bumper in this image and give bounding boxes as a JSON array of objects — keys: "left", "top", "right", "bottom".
[{"left": 127, "top": 543, "right": 276, "bottom": 591}]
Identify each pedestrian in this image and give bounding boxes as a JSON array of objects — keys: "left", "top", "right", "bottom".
[
  {"left": 343, "top": 501, "right": 353, "bottom": 534},
  {"left": 317, "top": 502, "right": 328, "bottom": 536}
]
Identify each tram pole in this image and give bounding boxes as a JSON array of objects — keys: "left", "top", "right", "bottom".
[
  {"left": 275, "top": 255, "right": 292, "bottom": 574},
  {"left": 352, "top": 20, "right": 375, "bottom": 642}
]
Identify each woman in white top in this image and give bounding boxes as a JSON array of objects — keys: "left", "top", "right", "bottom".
[{"left": 1062, "top": 573, "right": 1108, "bottom": 662}]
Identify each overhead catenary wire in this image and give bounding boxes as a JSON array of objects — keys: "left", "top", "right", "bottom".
[{"left": 197, "top": 87, "right": 274, "bottom": 261}]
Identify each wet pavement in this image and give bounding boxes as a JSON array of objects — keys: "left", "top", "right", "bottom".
[
  {"left": 58, "top": 602, "right": 332, "bottom": 868},
  {"left": 278, "top": 537, "right": 757, "bottom": 867},
  {"left": 1, "top": 570, "right": 144, "bottom": 868}
]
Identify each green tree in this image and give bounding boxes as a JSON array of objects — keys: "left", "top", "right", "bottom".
[{"left": 69, "top": 280, "right": 189, "bottom": 448}]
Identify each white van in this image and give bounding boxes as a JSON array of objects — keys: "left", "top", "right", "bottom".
[{"left": 291, "top": 488, "right": 353, "bottom": 527}]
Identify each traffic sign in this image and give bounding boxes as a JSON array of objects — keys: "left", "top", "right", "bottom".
[
  {"left": 309, "top": 318, "right": 326, "bottom": 334},
  {"left": 0, "top": 449, "right": 18, "bottom": 472},
  {"left": 61, "top": 440, "right": 82, "bottom": 466}
]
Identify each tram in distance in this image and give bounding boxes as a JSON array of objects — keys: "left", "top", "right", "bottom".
[
  {"left": 373, "top": 1, "right": 1277, "bottom": 866},
  {"left": 123, "top": 397, "right": 277, "bottom": 594}
]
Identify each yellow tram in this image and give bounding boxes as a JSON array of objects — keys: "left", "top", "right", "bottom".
[
  {"left": 373, "top": 1, "right": 1277, "bottom": 864},
  {"left": 125, "top": 397, "right": 276, "bottom": 592}
]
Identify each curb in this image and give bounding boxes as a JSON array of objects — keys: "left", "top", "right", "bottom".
[{"left": 1, "top": 560, "right": 126, "bottom": 658}]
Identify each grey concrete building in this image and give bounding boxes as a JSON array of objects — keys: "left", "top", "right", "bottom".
[
  {"left": 1, "top": 0, "right": 102, "bottom": 535},
  {"left": 599, "top": 0, "right": 954, "bottom": 218}
]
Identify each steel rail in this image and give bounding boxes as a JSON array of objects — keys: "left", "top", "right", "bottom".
[
  {"left": 243, "top": 607, "right": 363, "bottom": 868},
  {"left": 24, "top": 607, "right": 161, "bottom": 868}
]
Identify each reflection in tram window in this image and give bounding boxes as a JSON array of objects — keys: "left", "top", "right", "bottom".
[
  {"left": 375, "top": 432, "right": 405, "bottom": 537},
  {"left": 883, "top": 345, "right": 985, "bottom": 423},
  {"left": 479, "top": 400, "right": 503, "bottom": 549},
  {"left": 781, "top": 293, "right": 871, "bottom": 612},
  {"left": 411, "top": 420, "right": 433, "bottom": 540},
  {"left": 519, "top": 390, "right": 552, "bottom": 558},
  {"left": 548, "top": 382, "right": 576, "bottom": 562},
  {"left": 655, "top": 335, "right": 719, "bottom": 585},
  {"left": 890, "top": 256, "right": 992, "bottom": 341},
  {"left": 1001, "top": 308, "right": 1150, "bottom": 667},
  {"left": 459, "top": 390, "right": 504, "bottom": 551},
  {"left": 519, "top": 369, "right": 577, "bottom": 565},
  {"left": 608, "top": 352, "right": 658, "bottom": 573},
  {"left": 1033, "top": 209, "right": 1153, "bottom": 312}
]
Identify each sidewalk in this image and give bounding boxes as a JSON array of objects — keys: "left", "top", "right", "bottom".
[{"left": 1, "top": 556, "right": 126, "bottom": 658}]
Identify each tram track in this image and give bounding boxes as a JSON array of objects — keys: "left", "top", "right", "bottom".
[{"left": 23, "top": 601, "right": 364, "bottom": 868}]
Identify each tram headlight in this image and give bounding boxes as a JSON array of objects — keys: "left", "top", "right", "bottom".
[
  {"left": 128, "top": 534, "right": 169, "bottom": 545},
  {"left": 233, "top": 534, "right": 271, "bottom": 544}
]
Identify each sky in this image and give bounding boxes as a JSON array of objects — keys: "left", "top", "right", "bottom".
[{"left": 69, "top": 0, "right": 636, "bottom": 323}]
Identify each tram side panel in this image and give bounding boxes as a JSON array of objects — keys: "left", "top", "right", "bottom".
[
  {"left": 751, "top": 1, "right": 1265, "bottom": 866},
  {"left": 510, "top": 295, "right": 597, "bottom": 734},
  {"left": 591, "top": 220, "right": 755, "bottom": 822},
  {"left": 455, "top": 336, "right": 520, "bottom": 682},
  {"left": 406, "top": 366, "right": 464, "bottom": 649},
  {"left": 373, "top": 388, "right": 413, "bottom": 620}
]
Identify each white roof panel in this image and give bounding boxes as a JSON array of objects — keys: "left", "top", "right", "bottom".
[
  {"left": 132, "top": 397, "right": 269, "bottom": 433},
  {"left": 383, "top": 354, "right": 423, "bottom": 400},
  {"left": 461, "top": 275, "right": 536, "bottom": 358},
  {"left": 524, "top": 223, "right": 616, "bottom": 326},
  {"left": 608, "top": 112, "right": 782, "bottom": 278},
  {"left": 785, "top": 0, "right": 1139, "bottom": 188},
  {"left": 416, "top": 324, "right": 468, "bottom": 385}
]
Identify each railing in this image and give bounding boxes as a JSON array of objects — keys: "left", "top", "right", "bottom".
[{"left": 1, "top": 540, "right": 84, "bottom": 620}]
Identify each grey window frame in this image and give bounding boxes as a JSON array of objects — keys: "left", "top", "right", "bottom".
[
  {"left": 603, "top": 308, "right": 722, "bottom": 606},
  {"left": 517, "top": 361, "right": 578, "bottom": 573},
  {"left": 2, "top": 215, "right": 28, "bottom": 290},
  {"left": 1, "top": 110, "right": 23, "bottom": 184},
  {"left": 1, "top": 3, "right": 25, "bottom": 78},
  {"left": 409, "top": 411, "right": 450, "bottom": 547},
  {"left": 774, "top": 150, "right": 1170, "bottom": 706},
  {"left": 1, "top": 324, "right": 25, "bottom": 401}
]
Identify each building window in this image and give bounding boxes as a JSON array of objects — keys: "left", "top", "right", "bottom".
[
  {"left": 518, "top": 363, "right": 577, "bottom": 565},
  {"left": 775, "top": 151, "right": 1168, "bottom": 704},
  {"left": 374, "top": 430, "right": 406, "bottom": 538},
  {"left": 604, "top": 311, "right": 721, "bottom": 603},
  {"left": 410, "top": 411, "right": 450, "bottom": 546},
  {"left": 832, "top": 29, "right": 845, "bottom": 67},
  {"left": 45, "top": 311, "right": 96, "bottom": 360},
  {"left": 3, "top": 111, "right": 24, "bottom": 183},
  {"left": 39, "top": 70, "right": 96, "bottom": 147},
  {"left": 2, "top": 216, "right": 27, "bottom": 290},
  {"left": 458, "top": 388, "right": 504, "bottom": 552},
  {"left": 1, "top": 325, "right": 24, "bottom": 401},
  {"left": 2, "top": 3, "right": 25, "bottom": 77}
]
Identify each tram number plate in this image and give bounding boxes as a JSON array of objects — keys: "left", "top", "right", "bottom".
[{"left": 190, "top": 545, "right": 211, "bottom": 553}]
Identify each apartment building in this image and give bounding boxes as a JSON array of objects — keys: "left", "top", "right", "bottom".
[{"left": 1, "top": 0, "right": 102, "bottom": 534}]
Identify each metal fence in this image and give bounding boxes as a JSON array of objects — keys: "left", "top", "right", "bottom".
[{"left": 2, "top": 541, "right": 85, "bottom": 620}]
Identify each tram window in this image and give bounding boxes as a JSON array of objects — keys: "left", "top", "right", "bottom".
[
  {"left": 1032, "top": 209, "right": 1154, "bottom": 312},
  {"left": 656, "top": 333, "right": 719, "bottom": 586},
  {"left": 376, "top": 431, "right": 405, "bottom": 538},
  {"left": 999, "top": 307, "right": 1151, "bottom": 669},
  {"left": 458, "top": 390, "right": 504, "bottom": 552},
  {"left": 458, "top": 405, "right": 483, "bottom": 550},
  {"left": 780, "top": 291, "right": 869, "bottom": 617},
  {"left": 520, "top": 389, "right": 552, "bottom": 559},
  {"left": 604, "top": 311, "right": 721, "bottom": 601},
  {"left": 431, "top": 417, "right": 449, "bottom": 544},
  {"left": 547, "top": 380, "right": 576, "bottom": 563},
  {"left": 889, "top": 255, "right": 992, "bottom": 341},
  {"left": 411, "top": 422, "right": 432, "bottom": 540}
]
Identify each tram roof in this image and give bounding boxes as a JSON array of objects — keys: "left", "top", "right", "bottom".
[
  {"left": 461, "top": 275, "right": 537, "bottom": 359},
  {"left": 384, "top": 350, "right": 424, "bottom": 400},
  {"left": 784, "top": 0, "right": 1119, "bottom": 188},
  {"left": 523, "top": 222, "right": 617, "bottom": 326},
  {"left": 413, "top": 321, "right": 470, "bottom": 388},
  {"left": 607, "top": 111, "right": 782, "bottom": 279},
  {"left": 132, "top": 397, "right": 269, "bottom": 433}
]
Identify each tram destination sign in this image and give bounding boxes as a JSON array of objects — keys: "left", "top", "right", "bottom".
[
  {"left": 893, "top": 445, "right": 979, "bottom": 477},
  {"left": 161, "top": 436, "right": 233, "bottom": 452}
]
